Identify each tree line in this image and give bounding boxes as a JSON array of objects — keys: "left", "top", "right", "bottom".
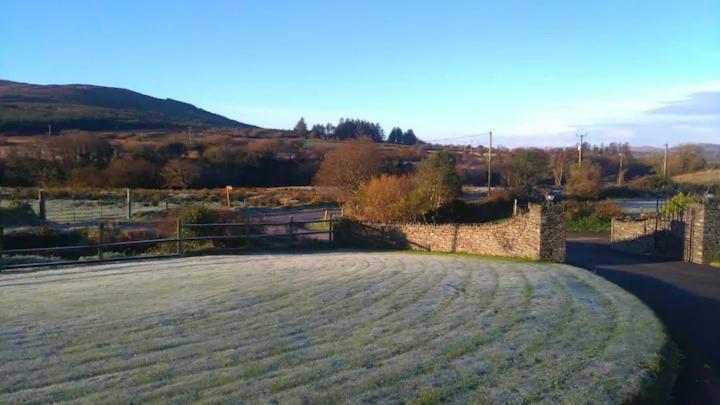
[
  {"left": 0, "top": 133, "right": 427, "bottom": 189},
  {"left": 293, "top": 117, "right": 422, "bottom": 145}
]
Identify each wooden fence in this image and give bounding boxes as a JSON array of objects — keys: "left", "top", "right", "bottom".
[{"left": 0, "top": 218, "right": 335, "bottom": 271}]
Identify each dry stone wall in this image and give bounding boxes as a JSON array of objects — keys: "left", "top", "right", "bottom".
[
  {"left": 334, "top": 204, "right": 565, "bottom": 262},
  {"left": 610, "top": 199, "right": 719, "bottom": 264},
  {"left": 611, "top": 216, "right": 684, "bottom": 258},
  {"left": 611, "top": 217, "right": 660, "bottom": 255},
  {"left": 685, "top": 201, "right": 720, "bottom": 264}
]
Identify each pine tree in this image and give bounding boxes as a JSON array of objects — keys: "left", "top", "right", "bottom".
[
  {"left": 293, "top": 117, "right": 308, "bottom": 137},
  {"left": 401, "top": 129, "right": 418, "bottom": 145},
  {"left": 388, "top": 127, "right": 403, "bottom": 144}
]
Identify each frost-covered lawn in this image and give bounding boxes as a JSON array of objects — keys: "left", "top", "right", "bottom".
[{"left": 0, "top": 253, "right": 670, "bottom": 403}]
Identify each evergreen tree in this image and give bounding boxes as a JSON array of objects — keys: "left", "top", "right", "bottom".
[
  {"left": 309, "top": 124, "right": 325, "bottom": 138},
  {"left": 293, "top": 117, "right": 308, "bottom": 137},
  {"left": 334, "top": 118, "right": 385, "bottom": 142},
  {"left": 388, "top": 127, "right": 403, "bottom": 144},
  {"left": 401, "top": 129, "right": 418, "bottom": 145}
]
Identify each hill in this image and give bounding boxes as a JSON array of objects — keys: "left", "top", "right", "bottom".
[
  {"left": 0, "top": 80, "right": 254, "bottom": 134},
  {"left": 631, "top": 143, "right": 720, "bottom": 164},
  {"left": 672, "top": 168, "right": 720, "bottom": 186}
]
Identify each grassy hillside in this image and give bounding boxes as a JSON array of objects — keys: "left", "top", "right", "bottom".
[
  {"left": 0, "top": 80, "right": 255, "bottom": 133},
  {"left": 673, "top": 168, "right": 720, "bottom": 185}
]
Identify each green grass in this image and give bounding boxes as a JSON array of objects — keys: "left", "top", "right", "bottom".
[
  {"left": 0, "top": 252, "right": 672, "bottom": 403},
  {"left": 565, "top": 216, "right": 611, "bottom": 233},
  {"left": 304, "top": 221, "right": 331, "bottom": 232}
]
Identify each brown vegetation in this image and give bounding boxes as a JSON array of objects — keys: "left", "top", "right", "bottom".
[
  {"left": 313, "top": 139, "right": 382, "bottom": 197},
  {"left": 566, "top": 163, "right": 602, "bottom": 199}
]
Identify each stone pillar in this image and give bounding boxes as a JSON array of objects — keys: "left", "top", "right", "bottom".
[
  {"left": 538, "top": 204, "right": 566, "bottom": 262},
  {"left": 684, "top": 200, "right": 720, "bottom": 264}
]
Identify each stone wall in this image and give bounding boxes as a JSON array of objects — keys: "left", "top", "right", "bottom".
[
  {"left": 334, "top": 204, "right": 565, "bottom": 262},
  {"left": 610, "top": 216, "right": 683, "bottom": 258},
  {"left": 611, "top": 199, "right": 719, "bottom": 263},
  {"left": 611, "top": 217, "right": 658, "bottom": 255},
  {"left": 685, "top": 201, "right": 720, "bottom": 264}
]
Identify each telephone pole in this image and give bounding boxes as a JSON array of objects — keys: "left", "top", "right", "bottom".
[
  {"left": 576, "top": 133, "right": 586, "bottom": 166},
  {"left": 487, "top": 131, "right": 493, "bottom": 197},
  {"left": 617, "top": 152, "right": 624, "bottom": 186},
  {"left": 662, "top": 143, "right": 669, "bottom": 180}
]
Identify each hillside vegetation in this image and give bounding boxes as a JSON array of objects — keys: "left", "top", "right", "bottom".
[{"left": 0, "top": 80, "right": 253, "bottom": 133}]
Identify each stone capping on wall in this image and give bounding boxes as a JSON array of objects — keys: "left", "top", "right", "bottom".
[{"left": 334, "top": 204, "right": 566, "bottom": 262}]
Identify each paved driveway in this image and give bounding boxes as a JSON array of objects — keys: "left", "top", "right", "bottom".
[{"left": 566, "top": 233, "right": 720, "bottom": 404}]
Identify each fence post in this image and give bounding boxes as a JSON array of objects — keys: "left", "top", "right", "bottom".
[
  {"left": 0, "top": 226, "right": 4, "bottom": 262},
  {"left": 98, "top": 223, "right": 105, "bottom": 260},
  {"left": 289, "top": 216, "right": 294, "bottom": 235},
  {"left": 329, "top": 216, "right": 334, "bottom": 242},
  {"left": 38, "top": 189, "right": 46, "bottom": 220},
  {"left": 176, "top": 219, "right": 184, "bottom": 256},
  {"left": 323, "top": 209, "right": 328, "bottom": 220},
  {"left": 126, "top": 188, "right": 132, "bottom": 220},
  {"left": 226, "top": 186, "right": 232, "bottom": 209}
]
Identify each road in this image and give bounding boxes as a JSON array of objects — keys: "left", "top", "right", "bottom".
[{"left": 566, "top": 233, "right": 720, "bottom": 404}]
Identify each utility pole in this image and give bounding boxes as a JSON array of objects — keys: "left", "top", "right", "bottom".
[
  {"left": 188, "top": 126, "right": 192, "bottom": 142},
  {"left": 662, "top": 143, "right": 669, "bottom": 180},
  {"left": 617, "top": 152, "right": 624, "bottom": 186},
  {"left": 48, "top": 124, "right": 52, "bottom": 136},
  {"left": 487, "top": 131, "right": 493, "bottom": 197},
  {"left": 576, "top": 133, "right": 586, "bottom": 166}
]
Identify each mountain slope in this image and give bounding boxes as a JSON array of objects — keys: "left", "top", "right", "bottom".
[
  {"left": 631, "top": 143, "right": 720, "bottom": 164},
  {"left": 0, "top": 80, "right": 254, "bottom": 133}
]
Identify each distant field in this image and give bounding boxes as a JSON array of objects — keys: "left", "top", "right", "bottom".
[
  {"left": 0, "top": 253, "right": 671, "bottom": 403},
  {"left": 672, "top": 168, "right": 720, "bottom": 185}
]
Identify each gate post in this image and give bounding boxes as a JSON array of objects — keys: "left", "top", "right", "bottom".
[
  {"left": 176, "top": 219, "right": 184, "bottom": 256},
  {"left": 98, "top": 223, "right": 105, "bottom": 260},
  {"left": 126, "top": 188, "right": 132, "bottom": 220},
  {"left": 38, "top": 189, "right": 46, "bottom": 220}
]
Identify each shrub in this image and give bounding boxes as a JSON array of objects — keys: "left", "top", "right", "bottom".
[
  {"left": 313, "top": 139, "right": 381, "bottom": 199},
  {"left": 564, "top": 200, "right": 622, "bottom": 233},
  {"left": 349, "top": 150, "right": 463, "bottom": 223},
  {"left": 659, "top": 192, "right": 702, "bottom": 217},
  {"left": 412, "top": 150, "right": 462, "bottom": 212},
  {"left": 353, "top": 175, "right": 415, "bottom": 223},
  {"left": 566, "top": 163, "right": 601, "bottom": 199}
]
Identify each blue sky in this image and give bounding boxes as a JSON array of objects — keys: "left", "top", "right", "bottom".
[{"left": 1, "top": 0, "right": 718, "bottom": 147}]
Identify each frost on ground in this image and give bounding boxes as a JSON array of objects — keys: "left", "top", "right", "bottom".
[{"left": 0, "top": 252, "right": 668, "bottom": 403}]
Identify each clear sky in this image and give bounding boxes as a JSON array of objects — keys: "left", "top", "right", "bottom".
[{"left": 1, "top": 0, "right": 718, "bottom": 147}]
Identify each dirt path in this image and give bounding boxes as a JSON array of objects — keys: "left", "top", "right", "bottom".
[{"left": 566, "top": 233, "right": 720, "bottom": 404}]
